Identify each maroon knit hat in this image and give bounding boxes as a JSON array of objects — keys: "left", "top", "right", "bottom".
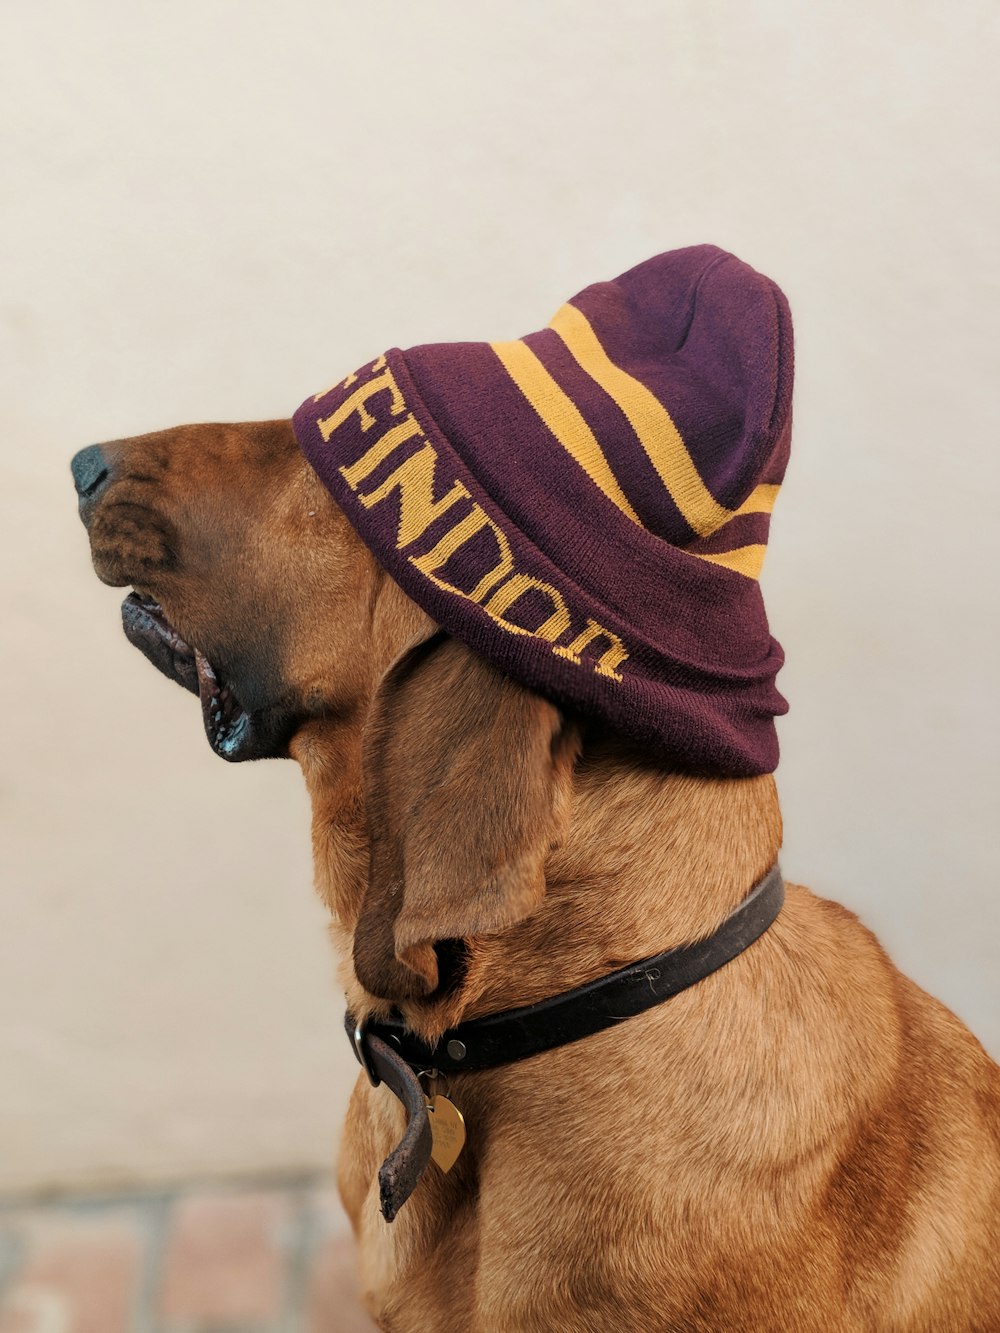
[{"left": 293, "top": 244, "right": 793, "bottom": 776}]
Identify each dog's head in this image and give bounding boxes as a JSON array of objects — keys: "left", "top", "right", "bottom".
[{"left": 72, "top": 422, "right": 579, "bottom": 1005}]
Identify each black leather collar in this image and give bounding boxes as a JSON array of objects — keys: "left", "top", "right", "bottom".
[
  {"left": 350, "top": 864, "right": 784, "bottom": 1074},
  {"left": 346, "top": 864, "right": 784, "bottom": 1220}
]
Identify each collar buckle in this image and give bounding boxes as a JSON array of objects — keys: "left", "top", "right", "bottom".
[{"left": 351, "top": 1016, "right": 382, "bottom": 1087}]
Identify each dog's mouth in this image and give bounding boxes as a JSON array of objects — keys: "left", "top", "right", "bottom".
[{"left": 121, "top": 592, "right": 258, "bottom": 761}]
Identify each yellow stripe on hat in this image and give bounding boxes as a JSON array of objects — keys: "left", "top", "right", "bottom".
[
  {"left": 491, "top": 339, "right": 642, "bottom": 525},
  {"left": 735, "top": 483, "right": 780, "bottom": 516},
  {"left": 695, "top": 544, "right": 768, "bottom": 579},
  {"left": 687, "top": 486, "right": 778, "bottom": 578},
  {"left": 550, "top": 302, "right": 740, "bottom": 538}
]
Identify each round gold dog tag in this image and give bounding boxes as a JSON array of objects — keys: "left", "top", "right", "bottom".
[{"left": 427, "top": 1094, "right": 466, "bottom": 1173}]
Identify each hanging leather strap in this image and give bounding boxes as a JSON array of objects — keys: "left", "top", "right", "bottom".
[{"left": 351, "top": 1027, "right": 433, "bottom": 1223}]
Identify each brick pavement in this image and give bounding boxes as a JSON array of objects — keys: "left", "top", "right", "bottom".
[{"left": 0, "top": 1177, "right": 377, "bottom": 1333}]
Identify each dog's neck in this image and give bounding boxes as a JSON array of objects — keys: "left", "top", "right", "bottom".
[
  {"left": 294, "top": 723, "right": 782, "bottom": 1038},
  {"left": 470, "top": 746, "right": 781, "bottom": 1020}
]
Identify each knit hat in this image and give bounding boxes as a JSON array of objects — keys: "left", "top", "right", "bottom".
[{"left": 293, "top": 244, "right": 793, "bottom": 776}]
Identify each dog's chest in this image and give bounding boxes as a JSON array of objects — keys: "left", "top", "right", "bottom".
[{"left": 355, "top": 1182, "right": 481, "bottom": 1330}]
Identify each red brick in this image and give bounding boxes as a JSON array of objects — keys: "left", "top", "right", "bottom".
[
  {"left": 0, "top": 1308, "right": 33, "bottom": 1333},
  {"left": 0, "top": 1209, "right": 142, "bottom": 1333},
  {"left": 158, "top": 1189, "right": 290, "bottom": 1325},
  {"left": 306, "top": 1189, "right": 377, "bottom": 1333}
]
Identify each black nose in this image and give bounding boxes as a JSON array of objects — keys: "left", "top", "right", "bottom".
[{"left": 71, "top": 444, "right": 110, "bottom": 502}]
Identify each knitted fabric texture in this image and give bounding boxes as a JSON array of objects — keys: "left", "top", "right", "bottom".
[{"left": 293, "top": 244, "right": 794, "bottom": 776}]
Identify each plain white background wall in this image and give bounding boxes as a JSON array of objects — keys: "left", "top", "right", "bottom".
[{"left": 1, "top": 0, "right": 997, "bottom": 1192}]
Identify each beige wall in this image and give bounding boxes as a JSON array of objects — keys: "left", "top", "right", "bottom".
[{"left": 1, "top": 0, "right": 997, "bottom": 1193}]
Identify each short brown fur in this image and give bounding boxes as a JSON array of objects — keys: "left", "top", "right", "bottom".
[{"left": 79, "top": 421, "right": 1000, "bottom": 1331}]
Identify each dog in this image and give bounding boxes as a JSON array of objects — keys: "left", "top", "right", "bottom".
[
  {"left": 70, "top": 415, "right": 1000, "bottom": 1331},
  {"left": 72, "top": 410, "right": 1000, "bottom": 1327}
]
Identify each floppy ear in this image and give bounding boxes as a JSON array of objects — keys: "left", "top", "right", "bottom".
[{"left": 353, "top": 632, "right": 580, "bottom": 1001}]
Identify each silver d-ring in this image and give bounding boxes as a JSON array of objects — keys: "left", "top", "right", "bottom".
[{"left": 352, "top": 1017, "right": 381, "bottom": 1088}]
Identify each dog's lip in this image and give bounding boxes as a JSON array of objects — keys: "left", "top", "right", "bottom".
[
  {"left": 120, "top": 591, "right": 258, "bottom": 761},
  {"left": 121, "top": 592, "right": 199, "bottom": 695},
  {"left": 193, "top": 648, "right": 255, "bottom": 761}
]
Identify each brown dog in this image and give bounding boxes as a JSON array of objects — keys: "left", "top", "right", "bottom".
[{"left": 73, "top": 421, "right": 1000, "bottom": 1331}]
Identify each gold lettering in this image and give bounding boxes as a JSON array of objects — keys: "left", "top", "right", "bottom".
[
  {"left": 553, "top": 619, "right": 629, "bottom": 681},
  {"left": 410, "top": 506, "right": 514, "bottom": 603},
  {"left": 316, "top": 366, "right": 406, "bottom": 441},
  {"left": 314, "top": 353, "right": 385, "bottom": 400},
  {"left": 481, "top": 574, "right": 572, "bottom": 642},
  {"left": 357, "top": 444, "right": 470, "bottom": 549},
  {"left": 339, "top": 414, "right": 422, "bottom": 489},
  {"left": 592, "top": 640, "right": 629, "bottom": 679}
]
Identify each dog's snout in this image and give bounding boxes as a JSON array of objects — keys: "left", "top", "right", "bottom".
[
  {"left": 71, "top": 444, "right": 114, "bottom": 527},
  {"left": 71, "top": 444, "right": 110, "bottom": 501}
]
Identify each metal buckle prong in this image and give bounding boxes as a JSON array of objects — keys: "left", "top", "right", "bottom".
[{"left": 351, "top": 1016, "right": 381, "bottom": 1088}]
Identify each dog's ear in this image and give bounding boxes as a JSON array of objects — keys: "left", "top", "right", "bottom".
[{"left": 353, "top": 632, "right": 579, "bottom": 1001}]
